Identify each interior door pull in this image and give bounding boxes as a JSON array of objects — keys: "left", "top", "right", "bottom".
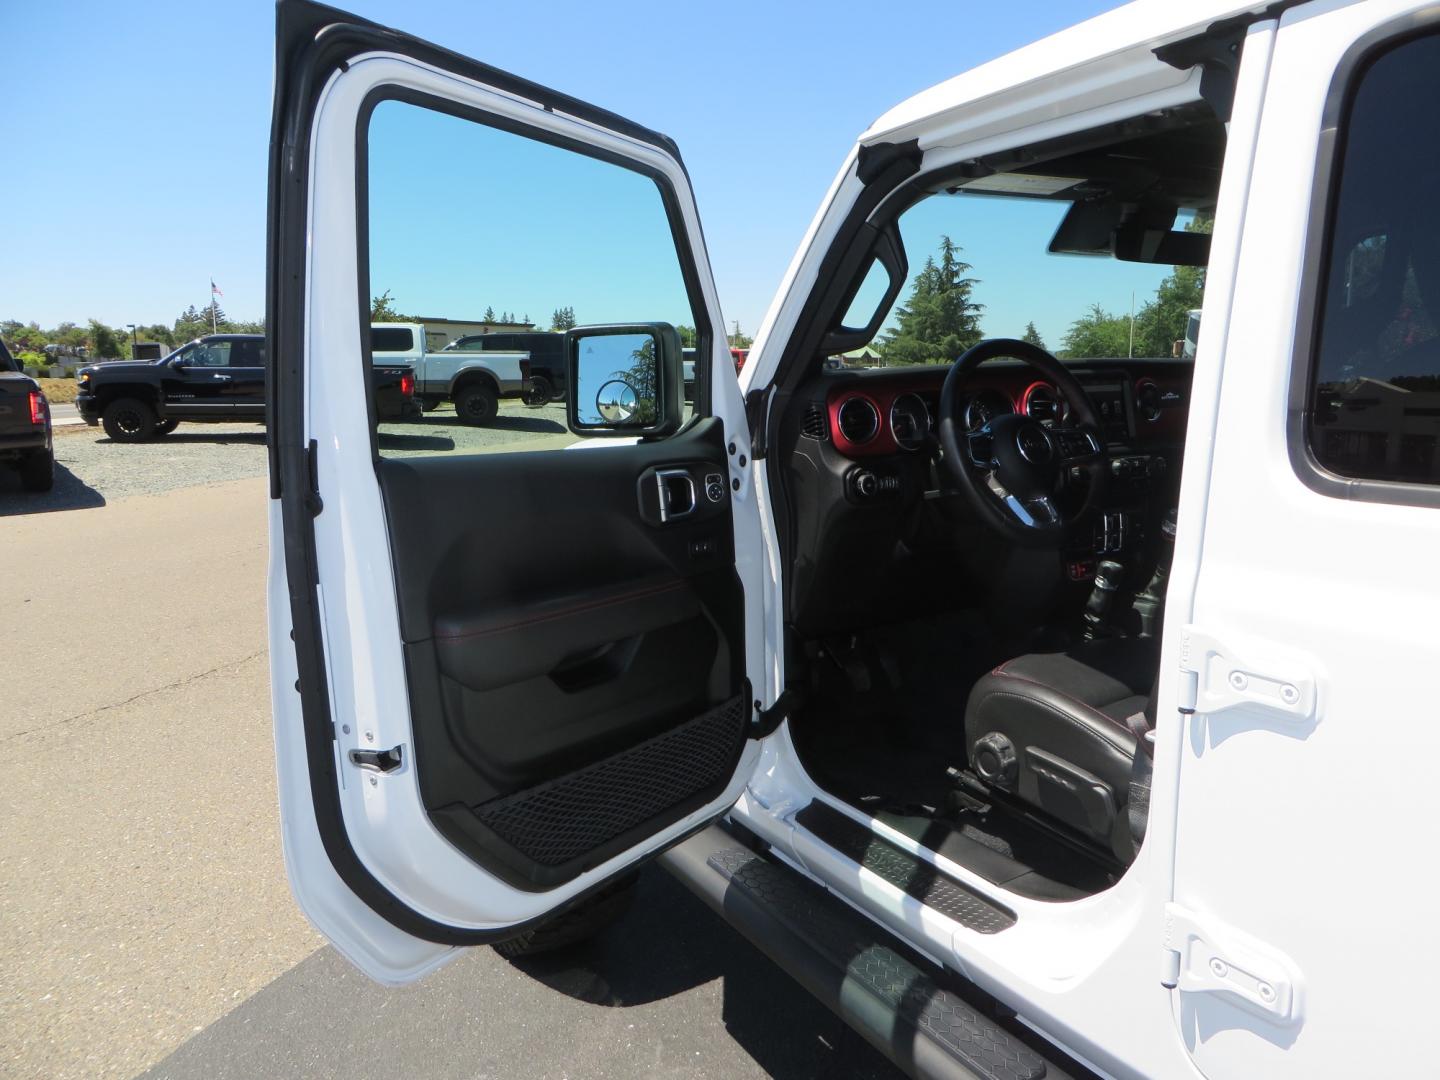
[{"left": 656, "top": 469, "right": 696, "bottom": 523}]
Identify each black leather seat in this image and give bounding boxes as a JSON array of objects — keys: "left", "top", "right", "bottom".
[{"left": 964, "top": 637, "right": 1157, "bottom": 861}]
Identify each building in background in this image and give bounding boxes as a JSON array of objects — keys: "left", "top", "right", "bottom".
[{"left": 414, "top": 316, "right": 535, "bottom": 351}]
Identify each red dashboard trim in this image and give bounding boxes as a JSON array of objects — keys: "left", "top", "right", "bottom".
[
  {"left": 828, "top": 391, "right": 892, "bottom": 456},
  {"left": 823, "top": 365, "right": 1190, "bottom": 460}
]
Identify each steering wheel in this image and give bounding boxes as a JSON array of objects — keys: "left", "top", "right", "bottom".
[{"left": 937, "top": 338, "right": 1108, "bottom": 547}]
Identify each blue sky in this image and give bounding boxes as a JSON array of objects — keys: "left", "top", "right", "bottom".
[{"left": 2, "top": 0, "right": 1122, "bottom": 339}]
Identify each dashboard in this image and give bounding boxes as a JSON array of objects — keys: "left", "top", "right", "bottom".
[
  {"left": 818, "top": 360, "right": 1190, "bottom": 460},
  {"left": 780, "top": 358, "right": 1193, "bottom": 634}
]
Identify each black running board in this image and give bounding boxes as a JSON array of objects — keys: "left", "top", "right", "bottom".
[{"left": 660, "top": 823, "right": 1091, "bottom": 1080}]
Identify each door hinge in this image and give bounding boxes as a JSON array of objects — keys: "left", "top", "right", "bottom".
[
  {"left": 1177, "top": 624, "right": 1318, "bottom": 726},
  {"left": 1162, "top": 902, "right": 1303, "bottom": 1025}
]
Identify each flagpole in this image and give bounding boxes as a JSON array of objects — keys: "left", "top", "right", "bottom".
[{"left": 210, "top": 278, "right": 217, "bottom": 334}]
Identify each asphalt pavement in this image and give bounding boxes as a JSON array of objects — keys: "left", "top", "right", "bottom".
[{"left": 0, "top": 446, "right": 902, "bottom": 1080}]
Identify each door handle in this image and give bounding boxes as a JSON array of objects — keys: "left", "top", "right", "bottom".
[
  {"left": 213, "top": 373, "right": 232, "bottom": 380},
  {"left": 655, "top": 469, "right": 696, "bottom": 523}
]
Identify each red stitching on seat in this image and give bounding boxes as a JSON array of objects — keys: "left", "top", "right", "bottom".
[{"left": 986, "top": 669, "right": 1135, "bottom": 739}]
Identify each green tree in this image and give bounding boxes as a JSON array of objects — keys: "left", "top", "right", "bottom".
[
  {"left": 676, "top": 325, "right": 697, "bottom": 348},
  {"left": 371, "top": 290, "right": 416, "bottom": 322},
  {"left": 1131, "top": 264, "right": 1205, "bottom": 358},
  {"left": 1060, "top": 303, "right": 1133, "bottom": 358},
  {"left": 877, "top": 236, "right": 984, "bottom": 365},
  {"left": 88, "top": 319, "right": 124, "bottom": 358},
  {"left": 1020, "top": 321, "right": 1046, "bottom": 351},
  {"left": 53, "top": 322, "right": 87, "bottom": 348},
  {"left": 612, "top": 338, "right": 658, "bottom": 425},
  {"left": 0, "top": 321, "right": 48, "bottom": 352},
  {"left": 551, "top": 306, "right": 577, "bottom": 332},
  {"left": 174, "top": 306, "right": 207, "bottom": 341},
  {"left": 483, "top": 305, "right": 496, "bottom": 322},
  {"left": 1130, "top": 213, "right": 1212, "bottom": 357}
]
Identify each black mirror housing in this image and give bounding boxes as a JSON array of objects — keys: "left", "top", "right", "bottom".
[{"left": 565, "top": 323, "right": 683, "bottom": 438}]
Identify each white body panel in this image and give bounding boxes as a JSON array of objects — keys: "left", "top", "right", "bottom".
[
  {"left": 271, "top": 1, "right": 1440, "bottom": 1073},
  {"left": 270, "top": 49, "right": 763, "bottom": 983},
  {"left": 1161, "top": 3, "right": 1440, "bottom": 1078}
]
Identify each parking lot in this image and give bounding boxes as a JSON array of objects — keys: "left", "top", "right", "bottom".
[
  {"left": 0, "top": 413, "right": 900, "bottom": 1080},
  {"left": 0, "top": 401, "right": 578, "bottom": 514}
]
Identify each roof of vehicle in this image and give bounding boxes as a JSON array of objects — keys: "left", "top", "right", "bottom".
[{"left": 862, "top": 0, "right": 1278, "bottom": 146}]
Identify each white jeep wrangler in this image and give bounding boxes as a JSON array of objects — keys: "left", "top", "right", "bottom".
[{"left": 266, "top": 1, "right": 1440, "bottom": 1076}]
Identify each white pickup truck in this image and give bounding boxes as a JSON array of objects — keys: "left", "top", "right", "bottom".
[{"left": 370, "top": 322, "right": 529, "bottom": 425}]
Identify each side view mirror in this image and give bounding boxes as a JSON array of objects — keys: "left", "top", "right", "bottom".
[
  {"left": 171, "top": 356, "right": 188, "bottom": 368},
  {"left": 565, "top": 323, "right": 683, "bottom": 438}
]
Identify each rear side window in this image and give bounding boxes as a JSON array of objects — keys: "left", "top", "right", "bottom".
[
  {"left": 1305, "top": 31, "right": 1440, "bottom": 486},
  {"left": 231, "top": 339, "right": 265, "bottom": 366},
  {"left": 371, "top": 326, "right": 414, "bottom": 352}
]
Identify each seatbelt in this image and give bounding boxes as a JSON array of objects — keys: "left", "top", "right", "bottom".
[{"left": 1125, "top": 666, "right": 1159, "bottom": 846}]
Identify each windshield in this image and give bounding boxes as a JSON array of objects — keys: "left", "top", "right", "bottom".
[{"left": 836, "top": 191, "right": 1209, "bottom": 370}]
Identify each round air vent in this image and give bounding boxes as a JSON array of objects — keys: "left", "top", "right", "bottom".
[
  {"left": 1136, "top": 378, "right": 1162, "bottom": 422},
  {"left": 1022, "top": 382, "right": 1061, "bottom": 423},
  {"left": 837, "top": 396, "right": 880, "bottom": 444},
  {"left": 889, "top": 392, "right": 930, "bottom": 451}
]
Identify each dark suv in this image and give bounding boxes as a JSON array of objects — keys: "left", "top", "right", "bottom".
[
  {"left": 0, "top": 338, "right": 53, "bottom": 492},
  {"left": 448, "top": 331, "right": 565, "bottom": 406}
]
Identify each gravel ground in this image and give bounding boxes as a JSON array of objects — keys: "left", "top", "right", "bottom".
[{"left": 0, "top": 400, "right": 576, "bottom": 515}]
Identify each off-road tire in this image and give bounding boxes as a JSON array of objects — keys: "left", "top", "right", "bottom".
[
  {"left": 453, "top": 382, "right": 499, "bottom": 426},
  {"left": 20, "top": 447, "right": 54, "bottom": 492},
  {"left": 102, "top": 397, "right": 157, "bottom": 442},
  {"left": 522, "top": 375, "right": 554, "bottom": 408},
  {"left": 153, "top": 419, "right": 180, "bottom": 436},
  {"left": 494, "top": 873, "right": 637, "bottom": 959}
]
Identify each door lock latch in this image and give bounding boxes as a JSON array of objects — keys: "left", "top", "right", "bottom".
[{"left": 349, "top": 745, "right": 404, "bottom": 773}]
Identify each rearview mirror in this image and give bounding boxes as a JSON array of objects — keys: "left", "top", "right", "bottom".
[{"left": 566, "top": 323, "right": 683, "bottom": 438}]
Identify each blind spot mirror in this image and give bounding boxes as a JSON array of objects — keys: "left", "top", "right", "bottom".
[
  {"left": 596, "top": 379, "right": 639, "bottom": 424},
  {"left": 566, "top": 323, "right": 683, "bottom": 438}
]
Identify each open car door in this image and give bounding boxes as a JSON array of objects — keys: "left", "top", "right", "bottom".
[{"left": 266, "top": 0, "right": 764, "bottom": 983}]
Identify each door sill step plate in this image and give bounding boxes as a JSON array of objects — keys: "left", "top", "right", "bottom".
[{"left": 795, "top": 800, "right": 1017, "bottom": 934}]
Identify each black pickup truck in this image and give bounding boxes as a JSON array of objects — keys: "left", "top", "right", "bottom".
[
  {"left": 0, "top": 337, "right": 54, "bottom": 492},
  {"left": 75, "top": 333, "right": 419, "bottom": 441}
]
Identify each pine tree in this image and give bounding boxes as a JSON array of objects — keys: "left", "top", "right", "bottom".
[
  {"left": 1021, "top": 321, "right": 1046, "bottom": 351},
  {"left": 483, "top": 306, "right": 496, "bottom": 322},
  {"left": 877, "top": 236, "right": 984, "bottom": 365},
  {"left": 551, "top": 306, "right": 577, "bottom": 332},
  {"left": 174, "top": 305, "right": 207, "bottom": 340}
]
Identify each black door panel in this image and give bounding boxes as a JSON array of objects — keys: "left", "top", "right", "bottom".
[{"left": 377, "top": 417, "right": 746, "bottom": 890}]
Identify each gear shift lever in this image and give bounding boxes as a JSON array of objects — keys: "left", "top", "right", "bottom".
[{"left": 1082, "top": 559, "right": 1126, "bottom": 640}]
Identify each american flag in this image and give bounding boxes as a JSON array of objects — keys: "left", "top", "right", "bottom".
[{"left": 211, "top": 279, "right": 224, "bottom": 298}]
